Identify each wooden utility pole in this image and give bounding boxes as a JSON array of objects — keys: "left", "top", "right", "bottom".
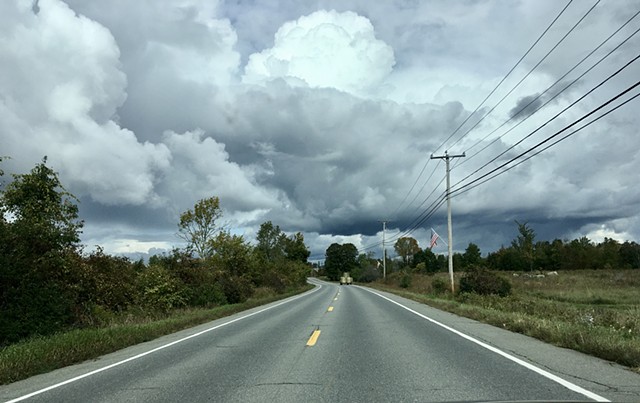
[
  {"left": 430, "top": 151, "right": 465, "bottom": 293},
  {"left": 379, "top": 220, "right": 390, "bottom": 279}
]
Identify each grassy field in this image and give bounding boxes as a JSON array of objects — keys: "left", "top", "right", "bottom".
[
  {"left": 372, "top": 270, "right": 640, "bottom": 372},
  {"left": 0, "top": 285, "right": 313, "bottom": 385}
]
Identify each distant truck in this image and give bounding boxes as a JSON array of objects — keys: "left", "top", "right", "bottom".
[{"left": 339, "top": 272, "right": 353, "bottom": 285}]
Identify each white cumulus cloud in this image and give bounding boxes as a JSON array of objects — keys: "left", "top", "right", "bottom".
[
  {"left": 0, "top": 0, "right": 171, "bottom": 205},
  {"left": 243, "top": 10, "right": 395, "bottom": 97}
]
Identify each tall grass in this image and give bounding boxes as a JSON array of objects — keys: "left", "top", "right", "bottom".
[
  {"left": 0, "top": 285, "right": 312, "bottom": 385},
  {"left": 374, "top": 270, "right": 640, "bottom": 371}
]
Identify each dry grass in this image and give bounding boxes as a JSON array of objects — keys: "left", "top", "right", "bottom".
[{"left": 373, "top": 270, "right": 640, "bottom": 371}]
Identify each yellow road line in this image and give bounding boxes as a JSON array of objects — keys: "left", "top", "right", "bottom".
[
  {"left": 327, "top": 306, "right": 334, "bottom": 312},
  {"left": 306, "top": 330, "right": 321, "bottom": 346}
]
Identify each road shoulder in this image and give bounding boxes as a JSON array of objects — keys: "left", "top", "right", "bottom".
[{"left": 360, "top": 285, "right": 640, "bottom": 402}]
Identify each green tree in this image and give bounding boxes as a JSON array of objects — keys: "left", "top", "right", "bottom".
[
  {"left": 562, "top": 237, "right": 595, "bottom": 270},
  {"left": 413, "top": 248, "right": 441, "bottom": 274},
  {"left": 619, "top": 241, "right": 640, "bottom": 269},
  {"left": 356, "top": 252, "right": 379, "bottom": 282},
  {"left": 177, "top": 196, "right": 222, "bottom": 259},
  {"left": 512, "top": 221, "right": 535, "bottom": 271},
  {"left": 210, "top": 231, "right": 254, "bottom": 277},
  {"left": 394, "top": 237, "right": 421, "bottom": 267},
  {"left": 462, "top": 243, "right": 482, "bottom": 268},
  {"left": 0, "top": 158, "right": 84, "bottom": 343},
  {"left": 596, "top": 237, "right": 621, "bottom": 269},
  {"left": 253, "top": 222, "right": 310, "bottom": 290},
  {"left": 284, "top": 232, "right": 310, "bottom": 263},
  {"left": 324, "top": 243, "right": 358, "bottom": 281},
  {"left": 255, "top": 221, "right": 285, "bottom": 263}
]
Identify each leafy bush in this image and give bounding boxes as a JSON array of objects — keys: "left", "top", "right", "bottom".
[
  {"left": 459, "top": 267, "right": 512, "bottom": 297},
  {"left": 358, "top": 266, "right": 380, "bottom": 283},
  {"left": 218, "top": 275, "right": 254, "bottom": 304},
  {"left": 431, "top": 277, "right": 449, "bottom": 294},
  {"left": 400, "top": 273, "right": 412, "bottom": 288},
  {"left": 135, "top": 265, "right": 186, "bottom": 312},
  {"left": 260, "top": 269, "right": 289, "bottom": 294}
]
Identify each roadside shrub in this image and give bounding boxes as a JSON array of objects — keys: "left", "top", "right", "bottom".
[
  {"left": 135, "top": 265, "right": 186, "bottom": 312},
  {"left": 431, "top": 277, "right": 448, "bottom": 294},
  {"left": 218, "top": 275, "right": 254, "bottom": 304},
  {"left": 358, "top": 266, "right": 380, "bottom": 283},
  {"left": 400, "top": 273, "right": 412, "bottom": 288},
  {"left": 459, "top": 267, "right": 512, "bottom": 297},
  {"left": 260, "top": 269, "right": 289, "bottom": 294}
]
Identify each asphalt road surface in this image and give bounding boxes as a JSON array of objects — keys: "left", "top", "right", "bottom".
[{"left": 2, "top": 279, "right": 639, "bottom": 402}]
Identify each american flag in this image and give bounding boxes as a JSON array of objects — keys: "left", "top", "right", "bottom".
[{"left": 429, "top": 229, "right": 439, "bottom": 249}]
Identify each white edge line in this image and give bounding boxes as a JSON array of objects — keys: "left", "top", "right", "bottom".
[
  {"left": 359, "top": 286, "right": 609, "bottom": 402},
  {"left": 6, "top": 284, "right": 322, "bottom": 403}
]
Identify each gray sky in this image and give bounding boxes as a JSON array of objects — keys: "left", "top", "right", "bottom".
[{"left": 2, "top": 0, "right": 639, "bottom": 260}]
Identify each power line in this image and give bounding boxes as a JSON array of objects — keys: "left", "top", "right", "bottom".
[
  {"left": 452, "top": 52, "right": 640, "bottom": 190},
  {"left": 457, "top": 10, "right": 640, "bottom": 168},
  {"left": 388, "top": 0, "right": 574, "bottom": 220},
  {"left": 450, "top": 78, "right": 640, "bottom": 197},
  {"left": 447, "top": 0, "right": 602, "bottom": 151},
  {"left": 434, "top": 0, "right": 576, "bottom": 153},
  {"left": 452, "top": 90, "right": 640, "bottom": 198}
]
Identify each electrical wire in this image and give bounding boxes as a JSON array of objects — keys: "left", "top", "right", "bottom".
[
  {"left": 452, "top": 52, "right": 640, "bottom": 189},
  {"left": 446, "top": 0, "right": 602, "bottom": 151},
  {"left": 387, "top": 0, "right": 574, "bottom": 220},
  {"left": 457, "top": 11, "right": 640, "bottom": 168},
  {"left": 450, "top": 78, "right": 640, "bottom": 197},
  {"left": 452, "top": 90, "right": 640, "bottom": 198},
  {"left": 434, "top": 0, "right": 576, "bottom": 153}
]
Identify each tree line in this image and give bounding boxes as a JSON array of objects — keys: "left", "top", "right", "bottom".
[
  {"left": 320, "top": 221, "right": 640, "bottom": 282},
  {"left": 0, "top": 159, "right": 310, "bottom": 345}
]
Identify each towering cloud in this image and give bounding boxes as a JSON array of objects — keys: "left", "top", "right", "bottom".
[{"left": 243, "top": 10, "right": 395, "bottom": 97}]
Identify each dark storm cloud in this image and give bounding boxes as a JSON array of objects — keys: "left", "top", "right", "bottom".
[{"left": 509, "top": 93, "right": 544, "bottom": 120}]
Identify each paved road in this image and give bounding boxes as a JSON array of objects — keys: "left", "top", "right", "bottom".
[{"left": 2, "top": 279, "right": 639, "bottom": 402}]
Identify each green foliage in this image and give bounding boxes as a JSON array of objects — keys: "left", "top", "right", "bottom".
[
  {"left": 0, "top": 160, "right": 313, "bottom": 346},
  {"left": 394, "top": 237, "right": 421, "bottom": 266},
  {"left": 284, "top": 232, "right": 310, "bottom": 263},
  {"left": 155, "top": 249, "right": 226, "bottom": 307},
  {"left": 356, "top": 252, "right": 380, "bottom": 282},
  {"left": 83, "top": 248, "right": 137, "bottom": 313},
  {"left": 135, "top": 265, "right": 186, "bottom": 312},
  {"left": 0, "top": 159, "right": 84, "bottom": 344},
  {"left": 620, "top": 241, "right": 640, "bottom": 269},
  {"left": 217, "top": 275, "right": 254, "bottom": 304},
  {"left": 488, "top": 228, "right": 639, "bottom": 272},
  {"left": 459, "top": 267, "right": 512, "bottom": 297},
  {"left": 412, "top": 248, "right": 442, "bottom": 273},
  {"left": 399, "top": 273, "right": 412, "bottom": 288},
  {"left": 253, "top": 222, "right": 310, "bottom": 288},
  {"left": 255, "top": 221, "right": 286, "bottom": 263},
  {"left": 210, "top": 231, "right": 254, "bottom": 277},
  {"left": 177, "top": 197, "right": 222, "bottom": 259},
  {"left": 512, "top": 220, "right": 535, "bottom": 271},
  {"left": 462, "top": 243, "right": 482, "bottom": 268},
  {"left": 431, "top": 277, "right": 448, "bottom": 294},
  {"left": 324, "top": 243, "right": 358, "bottom": 281}
]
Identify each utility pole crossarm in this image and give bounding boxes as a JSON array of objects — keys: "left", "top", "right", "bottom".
[{"left": 430, "top": 151, "right": 465, "bottom": 293}]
